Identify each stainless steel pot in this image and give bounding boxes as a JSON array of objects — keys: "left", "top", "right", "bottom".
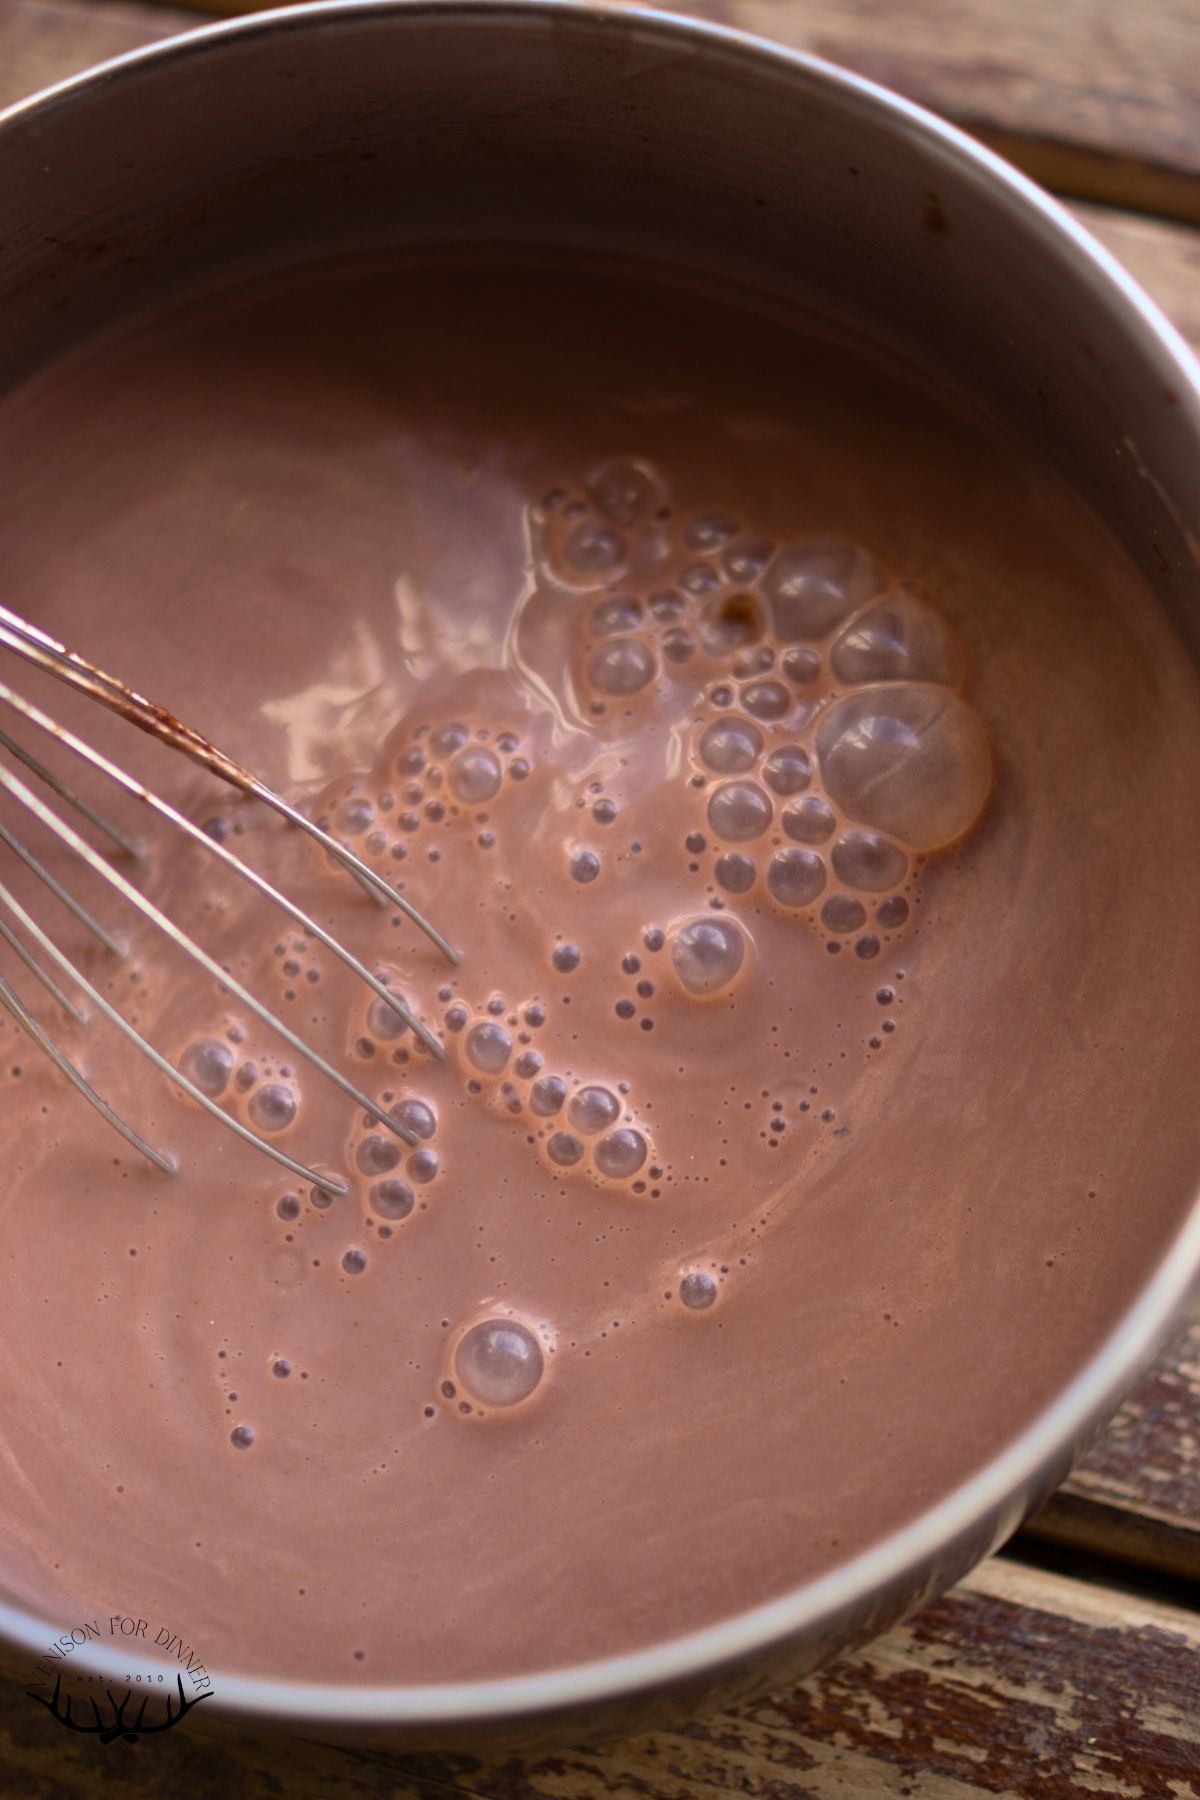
[{"left": 1, "top": 0, "right": 1198, "bottom": 1750}]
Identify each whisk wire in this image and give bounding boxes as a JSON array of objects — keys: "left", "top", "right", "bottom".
[
  {"left": 0, "top": 966, "right": 174, "bottom": 1176},
  {"left": 0, "top": 603, "right": 461, "bottom": 964},
  {"left": 0, "top": 879, "right": 350, "bottom": 1191},
  {"left": 0, "top": 758, "right": 419, "bottom": 1149},
  {"left": 0, "top": 679, "right": 442, "bottom": 1057}
]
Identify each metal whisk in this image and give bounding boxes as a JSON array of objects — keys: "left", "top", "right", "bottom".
[{"left": 0, "top": 603, "right": 461, "bottom": 1192}]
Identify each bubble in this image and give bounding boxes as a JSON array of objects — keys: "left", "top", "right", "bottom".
[
  {"left": 181, "top": 1038, "right": 234, "bottom": 1098},
  {"left": 699, "top": 592, "right": 765, "bottom": 657},
  {"left": 272, "top": 1359, "right": 292, "bottom": 1379},
  {"left": 715, "top": 851, "right": 756, "bottom": 893},
  {"left": 230, "top": 1425, "right": 255, "bottom": 1450},
  {"left": 530, "top": 1075, "right": 567, "bottom": 1117},
  {"left": 707, "top": 781, "right": 772, "bottom": 842},
  {"left": 513, "top": 1050, "right": 542, "bottom": 1081},
  {"left": 699, "top": 716, "right": 763, "bottom": 774},
  {"left": 547, "top": 1130, "right": 585, "bottom": 1166},
  {"left": 567, "top": 1086, "right": 620, "bottom": 1134},
  {"left": 275, "top": 1194, "right": 301, "bottom": 1222},
  {"left": 679, "top": 1270, "right": 718, "bottom": 1310},
  {"left": 855, "top": 934, "right": 881, "bottom": 960},
  {"left": 408, "top": 1149, "right": 439, "bottom": 1184},
  {"left": 372, "top": 1179, "right": 415, "bottom": 1220},
  {"left": 586, "top": 637, "right": 656, "bottom": 698},
  {"left": 732, "top": 645, "right": 775, "bottom": 678},
  {"left": 671, "top": 916, "right": 747, "bottom": 997},
  {"left": 592, "top": 798, "right": 618, "bottom": 825},
  {"left": 721, "top": 538, "right": 774, "bottom": 584},
  {"left": 391, "top": 1095, "right": 437, "bottom": 1141},
  {"left": 565, "top": 520, "right": 626, "bottom": 577},
  {"left": 552, "top": 943, "right": 581, "bottom": 974},
  {"left": 650, "top": 590, "right": 684, "bottom": 622},
  {"left": 569, "top": 848, "right": 601, "bottom": 884},
  {"left": 581, "top": 460, "right": 651, "bottom": 526},
  {"left": 356, "top": 1135, "right": 401, "bottom": 1176},
  {"left": 249, "top": 1083, "right": 297, "bottom": 1133},
  {"left": 762, "top": 745, "right": 812, "bottom": 796},
  {"left": 455, "top": 1319, "right": 544, "bottom": 1408},
  {"left": 662, "top": 629, "right": 695, "bottom": 664},
  {"left": 876, "top": 895, "right": 910, "bottom": 928},
  {"left": 311, "top": 1183, "right": 337, "bottom": 1211},
  {"left": 684, "top": 513, "right": 740, "bottom": 553},
  {"left": 741, "top": 679, "right": 791, "bottom": 721},
  {"left": 831, "top": 591, "right": 965, "bottom": 688},
  {"left": 595, "top": 1128, "right": 647, "bottom": 1177},
  {"left": 820, "top": 893, "right": 867, "bottom": 933},
  {"left": 767, "top": 847, "right": 826, "bottom": 908},
  {"left": 465, "top": 1021, "right": 512, "bottom": 1074},
  {"left": 815, "top": 686, "right": 992, "bottom": 850},
  {"left": 397, "top": 746, "right": 426, "bottom": 777},
  {"left": 681, "top": 562, "right": 721, "bottom": 597},
  {"left": 448, "top": 746, "right": 502, "bottom": 805},
  {"left": 782, "top": 646, "right": 822, "bottom": 686},
  {"left": 590, "top": 595, "right": 643, "bottom": 636},
  {"left": 831, "top": 829, "right": 908, "bottom": 892},
  {"left": 337, "top": 795, "right": 376, "bottom": 836},
  {"left": 782, "top": 795, "right": 835, "bottom": 843},
  {"left": 763, "top": 540, "right": 884, "bottom": 641},
  {"left": 342, "top": 1248, "right": 367, "bottom": 1275},
  {"left": 431, "top": 722, "right": 469, "bottom": 758}
]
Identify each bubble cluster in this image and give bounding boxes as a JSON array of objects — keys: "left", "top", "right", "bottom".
[
  {"left": 348, "top": 1089, "right": 441, "bottom": 1230},
  {"left": 532, "top": 465, "right": 989, "bottom": 966}
]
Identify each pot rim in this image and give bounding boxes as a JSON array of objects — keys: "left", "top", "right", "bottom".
[{"left": 2, "top": 0, "right": 1199, "bottom": 1729}]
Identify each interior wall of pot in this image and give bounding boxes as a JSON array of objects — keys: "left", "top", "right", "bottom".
[{"left": 0, "top": 5, "right": 1197, "bottom": 646}]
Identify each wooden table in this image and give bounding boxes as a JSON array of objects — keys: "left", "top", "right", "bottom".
[{"left": 1, "top": 0, "right": 1198, "bottom": 1792}]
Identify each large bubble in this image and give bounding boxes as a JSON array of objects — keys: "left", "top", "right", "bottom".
[
  {"left": 465, "top": 1020, "right": 512, "bottom": 1075},
  {"left": 567, "top": 1086, "right": 620, "bottom": 1135},
  {"left": 670, "top": 916, "right": 747, "bottom": 997},
  {"left": 699, "top": 717, "right": 763, "bottom": 774},
  {"left": 767, "top": 847, "right": 826, "bottom": 908},
  {"left": 816, "top": 685, "right": 992, "bottom": 851},
  {"left": 587, "top": 637, "right": 656, "bottom": 697},
  {"left": 762, "top": 540, "right": 884, "bottom": 642},
  {"left": 830, "top": 829, "right": 908, "bottom": 892},
  {"left": 181, "top": 1038, "right": 233, "bottom": 1098},
  {"left": 595, "top": 1128, "right": 648, "bottom": 1178},
  {"left": 707, "top": 781, "right": 772, "bottom": 842},
  {"left": 831, "top": 590, "right": 965, "bottom": 688},
  {"left": 455, "top": 1318, "right": 545, "bottom": 1408},
  {"left": 448, "top": 746, "right": 502, "bottom": 805}
]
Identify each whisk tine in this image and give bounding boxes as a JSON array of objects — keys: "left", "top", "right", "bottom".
[
  {"left": 0, "top": 758, "right": 420, "bottom": 1148},
  {"left": 0, "top": 966, "right": 174, "bottom": 1176},
  {"left": 0, "top": 722, "right": 141, "bottom": 859},
  {"left": 0, "top": 678, "right": 442, "bottom": 1058},
  {"left": 0, "top": 814, "right": 125, "bottom": 957},
  {"left": 0, "top": 603, "right": 461, "bottom": 965},
  {"left": 0, "top": 601, "right": 464, "bottom": 1179},
  {"left": 0, "top": 913, "right": 87, "bottom": 1025},
  {"left": 0, "top": 881, "right": 350, "bottom": 1191}
]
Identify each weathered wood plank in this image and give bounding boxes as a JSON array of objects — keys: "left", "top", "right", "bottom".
[
  {"left": 1, "top": 1558, "right": 1197, "bottom": 1797},
  {"left": 0, "top": 0, "right": 193, "bottom": 109},
  {"left": 1037, "top": 1318, "right": 1200, "bottom": 1582}
]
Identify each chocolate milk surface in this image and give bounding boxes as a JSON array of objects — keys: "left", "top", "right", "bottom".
[{"left": 0, "top": 252, "right": 1198, "bottom": 1683}]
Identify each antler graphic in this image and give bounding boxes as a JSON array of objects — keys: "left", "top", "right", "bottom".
[{"left": 27, "top": 1671, "right": 212, "bottom": 1743}]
